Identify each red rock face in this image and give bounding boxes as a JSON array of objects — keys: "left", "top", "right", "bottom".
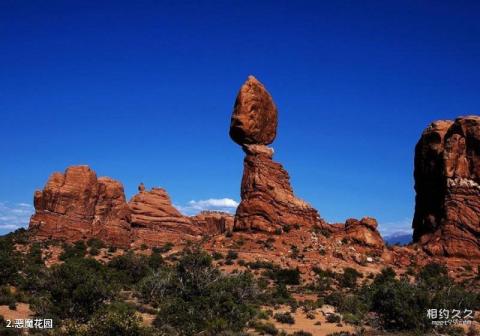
[
  {"left": 30, "top": 166, "right": 132, "bottom": 247},
  {"left": 191, "top": 211, "right": 234, "bottom": 235},
  {"left": 128, "top": 186, "right": 202, "bottom": 247},
  {"left": 334, "top": 217, "right": 385, "bottom": 250},
  {"left": 29, "top": 170, "right": 235, "bottom": 248},
  {"left": 229, "top": 76, "right": 277, "bottom": 146},
  {"left": 234, "top": 144, "right": 321, "bottom": 232},
  {"left": 413, "top": 116, "right": 480, "bottom": 257}
]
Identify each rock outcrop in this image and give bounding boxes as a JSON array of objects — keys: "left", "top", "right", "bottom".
[
  {"left": 30, "top": 166, "right": 132, "bottom": 247},
  {"left": 413, "top": 116, "right": 480, "bottom": 257},
  {"left": 191, "top": 211, "right": 234, "bottom": 235},
  {"left": 230, "top": 76, "right": 323, "bottom": 232},
  {"left": 128, "top": 186, "right": 202, "bottom": 246},
  {"left": 29, "top": 167, "right": 235, "bottom": 247},
  {"left": 334, "top": 217, "right": 385, "bottom": 250},
  {"left": 230, "top": 75, "right": 277, "bottom": 145}
]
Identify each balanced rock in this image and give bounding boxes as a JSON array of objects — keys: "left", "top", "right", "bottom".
[
  {"left": 229, "top": 76, "right": 277, "bottom": 145},
  {"left": 413, "top": 116, "right": 480, "bottom": 257},
  {"left": 230, "top": 77, "right": 322, "bottom": 232}
]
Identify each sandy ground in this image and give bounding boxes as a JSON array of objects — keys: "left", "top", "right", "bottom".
[
  {"left": 260, "top": 304, "right": 356, "bottom": 336},
  {"left": 0, "top": 303, "right": 33, "bottom": 321}
]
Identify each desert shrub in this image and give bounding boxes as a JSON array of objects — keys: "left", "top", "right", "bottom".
[
  {"left": 267, "top": 267, "right": 301, "bottom": 285},
  {"left": 338, "top": 267, "right": 362, "bottom": 289},
  {"left": 151, "top": 249, "right": 259, "bottom": 335},
  {"left": 370, "top": 278, "right": 429, "bottom": 331},
  {"left": 212, "top": 251, "right": 224, "bottom": 260},
  {"left": 89, "top": 246, "right": 100, "bottom": 256},
  {"left": 108, "top": 251, "right": 151, "bottom": 285},
  {"left": 87, "top": 238, "right": 106, "bottom": 249},
  {"left": 152, "top": 242, "right": 173, "bottom": 254},
  {"left": 86, "top": 308, "right": 147, "bottom": 336},
  {"left": 326, "top": 314, "right": 341, "bottom": 323},
  {"left": 416, "top": 262, "right": 450, "bottom": 289},
  {"left": 282, "top": 224, "right": 292, "bottom": 233},
  {"left": 0, "top": 238, "right": 21, "bottom": 286},
  {"left": 248, "top": 260, "right": 275, "bottom": 270},
  {"left": 33, "top": 257, "right": 116, "bottom": 322},
  {"left": 0, "top": 286, "right": 16, "bottom": 306},
  {"left": 148, "top": 251, "right": 164, "bottom": 270},
  {"left": 0, "top": 314, "right": 22, "bottom": 335},
  {"left": 274, "top": 312, "right": 295, "bottom": 324},
  {"left": 292, "top": 331, "right": 313, "bottom": 336},
  {"left": 226, "top": 250, "right": 238, "bottom": 260},
  {"left": 60, "top": 241, "right": 87, "bottom": 261},
  {"left": 252, "top": 321, "right": 278, "bottom": 335}
]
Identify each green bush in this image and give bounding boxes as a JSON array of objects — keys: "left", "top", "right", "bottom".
[
  {"left": 226, "top": 250, "right": 238, "bottom": 260},
  {"left": 252, "top": 320, "right": 278, "bottom": 335},
  {"left": 108, "top": 251, "right": 151, "bottom": 285},
  {"left": 152, "top": 249, "right": 259, "bottom": 335},
  {"left": 268, "top": 267, "right": 301, "bottom": 285},
  {"left": 33, "top": 257, "right": 116, "bottom": 322},
  {"left": 152, "top": 242, "right": 173, "bottom": 254},
  {"left": 338, "top": 267, "right": 362, "bottom": 289},
  {"left": 274, "top": 312, "right": 295, "bottom": 324},
  {"left": 60, "top": 241, "right": 87, "bottom": 261},
  {"left": 326, "top": 314, "right": 341, "bottom": 323},
  {"left": 86, "top": 238, "right": 106, "bottom": 250}
]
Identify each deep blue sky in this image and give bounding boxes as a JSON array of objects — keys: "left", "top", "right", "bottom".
[{"left": 1, "top": 0, "right": 479, "bottom": 235}]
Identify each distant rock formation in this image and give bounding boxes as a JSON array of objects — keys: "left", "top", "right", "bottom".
[
  {"left": 230, "top": 76, "right": 323, "bottom": 233},
  {"left": 333, "top": 217, "right": 385, "bottom": 250},
  {"left": 29, "top": 167, "right": 233, "bottom": 247},
  {"left": 413, "top": 116, "right": 480, "bottom": 257}
]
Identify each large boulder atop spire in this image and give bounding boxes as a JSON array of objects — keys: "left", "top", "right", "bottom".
[
  {"left": 230, "top": 77, "right": 323, "bottom": 233},
  {"left": 229, "top": 76, "right": 278, "bottom": 145}
]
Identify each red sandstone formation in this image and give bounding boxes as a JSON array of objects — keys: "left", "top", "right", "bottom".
[
  {"left": 333, "top": 217, "right": 385, "bottom": 250},
  {"left": 235, "top": 144, "right": 321, "bottom": 232},
  {"left": 191, "top": 211, "right": 234, "bottom": 235},
  {"left": 230, "top": 75, "right": 277, "bottom": 146},
  {"left": 30, "top": 166, "right": 132, "bottom": 247},
  {"left": 128, "top": 185, "right": 203, "bottom": 246},
  {"left": 230, "top": 76, "right": 324, "bottom": 233},
  {"left": 29, "top": 168, "right": 235, "bottom": 247},
  {"left": 413, "top": 116, "right": 480, "bottom": 257}
]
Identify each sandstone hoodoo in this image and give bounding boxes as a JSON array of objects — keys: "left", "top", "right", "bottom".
[
  {"left": 413, "top": 116, "right": 480, "bottom": 257},
  {"left": 230, "top": 76, "right": 323, "bottom": 232}
]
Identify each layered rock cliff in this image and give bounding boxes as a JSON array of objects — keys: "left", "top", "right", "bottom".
[
  {"left": 413, "top": 116, "right": 480, "bottom": 257},
  {"left": 30, "top": 166, "right": 132, "bottom": 247}
]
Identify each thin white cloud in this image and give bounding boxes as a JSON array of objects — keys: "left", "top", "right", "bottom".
[
  {"left": 379, "top": 217, "right": 413, "bottom": 237},
  {"left": 175, "top": 198, "right": 239, "bottom": 216},
  {"left": 0, "top": 201, "right": 34, "bottom": 232}
]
